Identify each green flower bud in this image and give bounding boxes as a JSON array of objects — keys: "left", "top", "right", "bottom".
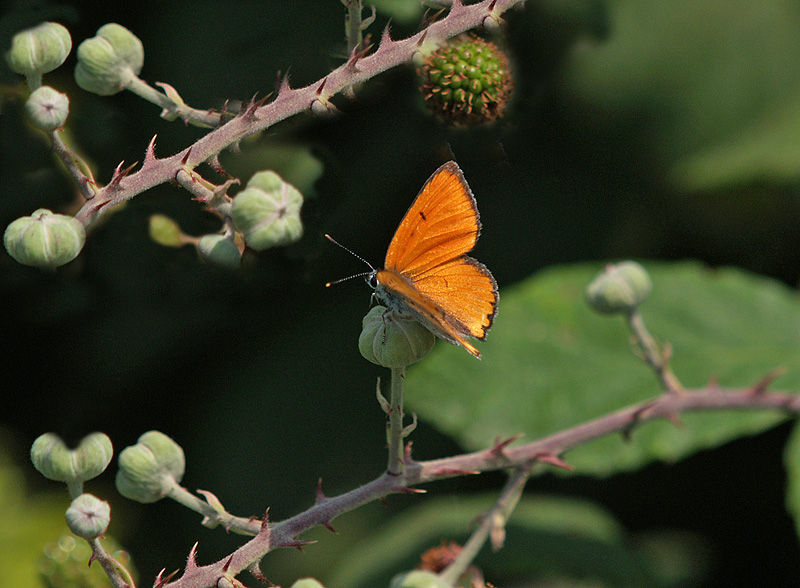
[
  {"left": 389, "top": 570, "right": 451, "bottom": 588},
  {"left": 148, "top": 214, "right": 184, "bottom": 247},
  {"left": 359, "top": 306, "right": 435, "bottom": 368},
  {"left": 197, "top": 234, "right": 241, "bottom": 269},
  {"left": 40, "top": 534, "right": 135, "bottom": 588},
  {"left": 31, "top": 433, "right": 113, "bottom": 484},
  {"left": 4, "top": 208, "right": 86, "bottom": 268},
  {"left": 6, "top": 22, "right": 72, "bottom": 77},
  {"left": 74, "top": 23, "right": 143, "bottom": 96},
  {"left": 418, "top": 36, "right": 513, "bottom": 125},
  {"left": 289, "top": 580, "right": 326, "bottom": 588},
  {"left": 65, "top": 493, "right": 110, "bottom": 539},
  {"left": 586, "top": 261, "right": 653, "bottom": 315},
  {"left": 25, "top": 85, "right": 69, "bottom": 131},
  {"left": 116, "top": 431, "right": 184, "bottom": 503},
  {"left": 231, "top": 171, "right": 304, "bottom": 251}
]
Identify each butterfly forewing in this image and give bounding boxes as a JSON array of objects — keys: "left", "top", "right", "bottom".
[{"left": 385, "top": 162, "right": 480, "bottom": 276}]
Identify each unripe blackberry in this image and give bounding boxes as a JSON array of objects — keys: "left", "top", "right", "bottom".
[{"left": 418, "top": 36, "right": 513, "bottom": 125}]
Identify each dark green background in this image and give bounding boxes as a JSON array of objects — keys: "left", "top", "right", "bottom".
[{"left": 2, "top": 0, "right": 800, "bottom": 586}]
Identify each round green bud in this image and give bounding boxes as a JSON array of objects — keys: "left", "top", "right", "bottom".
[
  {"left": 389, "top": 570, "right": 451, "bottom": 588},
  {"left": 586, "top": 261, "right": 653, "bottom": 315},
  {"left": 359, "top": 306, "right": 435, "bottom": 368},
  {"left": 289, "top": 580, "right": 326, "bottom": 588},
  {"left": 65, "top": 493, "right": 111, "bottom": 539},
  {"left": 197, "top": 234, "right": 241, "bottom": 269},
  {"left": 25, "top": 85, "right": 69, "bottom": 131},
  {"left": 31, "top": 433, "right": 114, "bottom": 484},
  {"left": 6, "top": 22, "right": 72, "bottom": 77},
  {"left": 231, "top": 171, "right": 304, "bottom": 251},
  {"left": 74, "top": 23, "right": 143, "bottom": 96},
  {"left": 148, "top": 214, "right": 184, "bottom": 247},
  {"left": 116, "top": 431, "right": 184, "bottom": 503},
  {"left": 4, "top": 208, "right": 86, "bottom": 268}
]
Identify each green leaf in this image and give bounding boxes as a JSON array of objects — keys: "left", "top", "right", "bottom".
[
  {"left": 407, "top": 262, "right": 800, "bottom": 476},
  {"left": 0, "top": 431, "right": 74, "bottom": 588},
  {"left": 559, "top": 0, "right": 800, "bottom": 190},
  {"left": 671, "top": 87, "right": 800, "bottom": 191},
  {"left": 365, "top": 0, "right": 423, "bottom": 24},
  {"left": 325, "top": 494, "right": 672, "bottom": 588}
]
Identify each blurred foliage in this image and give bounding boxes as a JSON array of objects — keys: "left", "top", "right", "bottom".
[
  {"left": 0, "top": 430, "right": 74, "bottom": 588},
  {"left": 408, "top": 262, "right": 800, "bottom": 474},
  {"left": 323, "top": 494, "right": 708, "bottom": 588},
  {"left": 2, "top": 0, "right": 800, "bottom": 587}
]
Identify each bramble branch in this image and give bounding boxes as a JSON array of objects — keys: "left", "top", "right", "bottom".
[
  {"left": 159, "top": 376, "right": 797, "bottom": 588},
  {"left": 73, "top": 0, "right": 519, "bottom": 226}
]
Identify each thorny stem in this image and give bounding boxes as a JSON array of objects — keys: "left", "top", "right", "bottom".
[
  {"left": 159, "top": 381, "right": 799, "bottom": 588},
  {"left": 71, "top": 0, "right": 523, "bottom": 226},
  {"left": 627, "top": 310, "right": 683, "bottom": 392},
  {"left": 125, "top": 77, "right": 222, "bottom": 127},
  {"left": 51, "top": 131, "right": 97, "bottom": 200},
  {"left": 440, "top": 467, "right": 531, "bottom": 586},
  {"left": 387, "top": 366, "right": 406, "bottom": 475},
  {"left": 88, "top": 537, "right": 136, "bottom": 588},
  {"left": 166, "top": 483, "right": 256, "bottom": 536}
]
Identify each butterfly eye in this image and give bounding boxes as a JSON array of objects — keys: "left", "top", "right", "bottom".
[{"left": 366, "top": 272, "right": 379, "bottom": 289}]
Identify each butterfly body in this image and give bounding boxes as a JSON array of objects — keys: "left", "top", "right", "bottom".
[{"left": 373, "top": 161, "right": 498, "bottom": 359}]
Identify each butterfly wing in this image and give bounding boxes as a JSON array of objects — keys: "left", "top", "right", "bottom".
[
  {"left": 380, "top": 161, "right": 498, "bottom": 355},
  {"left": 385, "top": 161, "right": 480, "bottom": 276}
]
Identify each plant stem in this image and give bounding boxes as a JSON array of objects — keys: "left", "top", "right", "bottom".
[
  {"left": 157, "top": 381, "right": 799, "bottom": 588},
  {"left": 345, "top": 0, "right": 363, "bottom": 54},
  {"left": 627, "top": 309, "right": 683, "bottom": 392},
  {"left": 73, "top": 0, "right": 525, "bottom": 226},
  {"left": 440, "top": 467, "right": 531, "bottom": 585},
  {"left": 387, "top": 366, "right": 406, "bottom": 475}
]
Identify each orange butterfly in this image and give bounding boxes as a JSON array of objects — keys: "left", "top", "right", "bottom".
[{"left": 330, "top": 161, "right": 498, "bottom": 359}]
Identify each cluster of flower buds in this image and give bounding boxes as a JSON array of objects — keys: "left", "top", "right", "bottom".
[
  {"left": 231, "top": 171, "right": 305, "bottom": 251},
  {"left": 5, "top": 21, "right": 71, "bottom": 82},
  {"left": 74, "top": 23, "right": 144, "bottom": 96},
  {"left": 115, "top": 431, "right": 185, "bottom": 503},
  {"left": 31, "top": 432, "right": 114, "bottom": 539}
]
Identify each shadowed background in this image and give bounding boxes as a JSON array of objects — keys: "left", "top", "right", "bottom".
[{"left": 2, "top": 0, "right": 800, "bottom": 586}]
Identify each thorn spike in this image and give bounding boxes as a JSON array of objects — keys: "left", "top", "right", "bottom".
[
  {"left": 316, "top": 478, "right": 327, "bottom": 504},
  {"left": 222, "top": 554, "right": 234, "bottom": 573},
  {"left": 259, "top": 508, "right": 270, "bottom": 534},
  {"left": 489, "top": 434, "right": 523, "bottom": 458},
  {"left": 536, "top": 454, "right": 574, "bottom": 471},
  {"left": 186, "top": 542, "right": 199, "bottom": 571},
  {"left": 145, "top": 135, "right": 158, "bottom": 162},
  {"left": 380, "top": 23, "right": 392, "bottom": 46}
]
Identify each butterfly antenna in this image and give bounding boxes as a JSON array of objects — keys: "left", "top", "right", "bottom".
[{"left": 324, "top": 234, "right": 376, "bottom": 287}]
